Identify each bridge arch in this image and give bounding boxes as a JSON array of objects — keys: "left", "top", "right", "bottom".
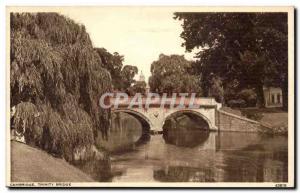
[
  {"left": 163, "top": 109, "right": 213, "bottom": 130},
  {"left": 111, "top": 109, "right": 153, "bottom": 132}
]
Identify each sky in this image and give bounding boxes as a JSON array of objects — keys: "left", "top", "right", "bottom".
[{"left": 59, "top": 7, "right": 197, "bottom": 81}]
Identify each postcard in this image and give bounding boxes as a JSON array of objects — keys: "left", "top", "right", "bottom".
[{"left": 6, "top": 6, "right": 295, "bottom": 188}]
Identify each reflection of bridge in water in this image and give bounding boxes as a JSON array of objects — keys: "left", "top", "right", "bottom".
[
  {"left": 109, "top": 131, "right": 285, "bottom": 183},
  {"left": 111, "top": 97, "right": 222, "bottom": 133}
]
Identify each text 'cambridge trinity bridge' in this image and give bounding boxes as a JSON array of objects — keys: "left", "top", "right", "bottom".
[{"left": 106, "top": 95, "right": 264, "bottom": 133}]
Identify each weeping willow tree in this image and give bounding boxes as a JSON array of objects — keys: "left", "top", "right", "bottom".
[{"left": 10, "top": 12, "right": 112, "bottom": 162}]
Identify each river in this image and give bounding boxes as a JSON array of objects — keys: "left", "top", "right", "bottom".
[{"left": 80, "top": 113, "right": 288, "bottom": 183}]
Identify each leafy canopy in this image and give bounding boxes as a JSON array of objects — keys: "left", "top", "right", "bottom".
[
  {"left": 174, "top": 12, "right": 288, "bottom": 107},
  {"left": 149, "top": 54, "right": 201, "bottom": 95}
]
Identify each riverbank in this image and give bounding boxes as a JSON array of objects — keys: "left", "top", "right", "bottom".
[
  {"left": 11, "top": 141, "right": 94, "bottom": 182},
  {"left": 244, "top": 108, "right": 288, "bottom": 135},
  {"left": 221, "top": 107, "right": 288, "bottom": 134}
]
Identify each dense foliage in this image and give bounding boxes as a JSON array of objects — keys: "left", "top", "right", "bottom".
[
  {"left": 94, "top": 48, "right": 138, "bottom": 93},
  {"left": 175, "top": 13, "right": 288, "bottom": 109},
  {"left": 130, "top": 81, "right": 147, "bottom": 96},
  {"left": 11, "top": 13, "right": 112, "bottom": 161},
  {"left": 149, "top": 54, "right": 201, "bottom": 95}
]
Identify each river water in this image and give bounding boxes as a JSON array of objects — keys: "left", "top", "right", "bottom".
[{"left": 81, "top": 114, "right": 288, "bottom": 183}]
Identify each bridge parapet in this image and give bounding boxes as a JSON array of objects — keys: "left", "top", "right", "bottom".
[
  {"left": 190, "top": 98, "right": 222, "bottom": 109},
  {"left": 109, "top": 96, "right": 222, "bottom": 110}
]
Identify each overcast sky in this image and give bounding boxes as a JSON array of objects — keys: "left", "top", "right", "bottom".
[{"left": 59, "top": 7, "right": 197, "bottom": 81}]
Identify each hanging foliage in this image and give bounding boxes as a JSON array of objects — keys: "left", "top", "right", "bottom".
[{"left": 10, "top": 12, "right": 112, "bottom": 161}]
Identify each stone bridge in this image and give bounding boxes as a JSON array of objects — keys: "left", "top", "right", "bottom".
[{"left": 110, "top": 97, "right": 222, "bottom": 133}]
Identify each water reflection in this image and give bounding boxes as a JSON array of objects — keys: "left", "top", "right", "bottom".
[
  {"left": 154, "top": 166, "right": 215, "bottom": 182},
  {"left": 74, "top": 157, "right": 112, "bottom": 182},
  {"left": 79, "top": 113, "right": 288, "bottom": 183},
  {"left": 162, "top": 113, "right": 210, "bottom": 147},
  {"left": 163, "top": 128, "right": 209, "bottom": 147},
  {"left": 135, "top": 133, "right": 151, "bottom": 146},
  {"left": 110, "top": 131, "right": 288, "bottom": 182},
  {"left": 95, "top": 112, "right": 150, "bottom": 154}
]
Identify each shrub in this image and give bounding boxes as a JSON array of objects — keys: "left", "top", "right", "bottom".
[
  {"left": 238, "top": 89, "right": 257, "bottom": 107},
  {"left": 241, "top": 111, "right": 263, "bottom": 121},
  {"left": 227, "top": 99, "right": 246, "bottom": 108}
]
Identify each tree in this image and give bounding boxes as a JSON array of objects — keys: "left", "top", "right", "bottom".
[
  {"left": 174, "top": 13, "right": 288, "bottom": 109},
  {"left": 120, "top": 65, "right": 138, "bottom": 91},
  {"left": 94, "top": 48, "right": 123, "bottom": 89},
  {"left": 94, "top": 48, "right": 140, "bottom": 93},
  {"left": 149, "top": 54, "right": 201, "bottom": 95},
  {"left": 10, "top": 13, "right": 111, "bottom": 161},
  {"left": 208, "top": 74, "right": 224, "bottom": 104},
  {"left": 130, "top": 80, "right": 147, "bottom": 96}
]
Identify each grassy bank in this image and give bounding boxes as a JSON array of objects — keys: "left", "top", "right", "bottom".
[
  {"left": 11, "top": 141, "right": 94, "bottom": 182},
  {"left": 221, "top": 107, "right": 288, "bottom": 134}
]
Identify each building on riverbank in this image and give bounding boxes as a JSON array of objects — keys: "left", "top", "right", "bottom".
[{"left": 263, "top": 87, "right": 283, "bottom": 108}]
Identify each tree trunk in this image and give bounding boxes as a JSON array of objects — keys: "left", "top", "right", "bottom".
[{"left": 255, "top": 85, "right": 265, "bottom": 108}]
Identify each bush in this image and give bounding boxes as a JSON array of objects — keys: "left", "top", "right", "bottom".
[
  {"left": 238, "top": 89, "right": 257, "bottom": 107},
  {"left": 241, "top": 111, "right": 263, "bottom": 121},
  {"left": 227, "top": 99, "right": 246, "bottom": 108}
]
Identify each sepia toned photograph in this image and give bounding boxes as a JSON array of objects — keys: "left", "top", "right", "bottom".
[{"left": 6, "top": 6, "right": 294, "bottom": 188}]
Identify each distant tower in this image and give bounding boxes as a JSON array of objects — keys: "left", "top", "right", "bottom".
[{"left": 139, "top": 71, "right": 145, "bottom": 82}]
